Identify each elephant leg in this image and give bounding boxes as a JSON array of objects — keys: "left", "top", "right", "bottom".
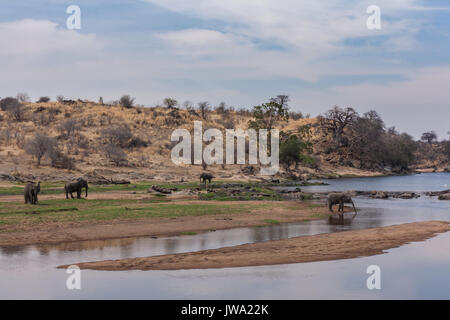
[
  {"left": 66, "top": 192, "right": 69, "bottom": 199},
  {"left": 77, "top": 190, "right": 81, "bottom": 199},
  {"left": 70, "top": 192, "right": 74, "bottom": 199}
]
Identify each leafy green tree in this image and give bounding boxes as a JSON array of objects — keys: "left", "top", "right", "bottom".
[{"left": 248, "top": 100, "right": 289, "bottom": 131}]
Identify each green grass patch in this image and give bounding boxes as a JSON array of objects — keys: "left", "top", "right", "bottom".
[
  {"left": 180, "top": 232, "right": 197, "bottom": 236},
  {"left": 263, "top": 219, "right": 281, "bottom": 225}
]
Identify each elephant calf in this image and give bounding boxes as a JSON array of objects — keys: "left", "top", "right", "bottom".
[
  {"left": 24, "top": 182, "right": 40, "bottom": 205},
  {"left": 65, "top": 178, "right": 88, "bottom": 199},
  {"left": 326, "top": 193, "right": 357, "bottom": 215}
]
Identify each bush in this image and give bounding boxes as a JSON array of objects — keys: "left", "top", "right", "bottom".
[
  {"left": 104, "top": 144, "right": 127, "bottom": 166},
  {"left": 0, "top": 97, "right": 20, "bottom": 111},
  {"left": 48, "top": 149, "right": 76, "bottom": 170},
  {"left": 120, "top": 95, "right": 135, "bottom": 108},
  {"left": 7, "top": 103, "right": 27, "bottom": 122},
  {"left": 101, "top": 125, "right": 133, "bottom": 148},
  {"left": 58, "top": 119, "right": 80, "bottom": 139},
  {"left": 37, "top": 96, "right": 51, "bottom": 103}
]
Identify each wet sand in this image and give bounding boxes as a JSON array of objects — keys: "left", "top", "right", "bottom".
[{"left": 60, "top": 221, "right": 450, "bottom": 271}]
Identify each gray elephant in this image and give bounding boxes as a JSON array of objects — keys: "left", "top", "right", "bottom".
[
  {"left": 24, "top": 182, "right": 40, "bottom": 205},
  {"left": 326, "top": 192, "right": 357, "bottom": 215},
  {"left": 65, "top": 178, "right": 88, "bottom": 199},
  {"left": 200, "top": 173, "right": 214, "bottom": 184}
]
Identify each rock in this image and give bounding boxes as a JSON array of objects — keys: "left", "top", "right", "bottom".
[
  {"left": 438, "top": 193, "right": 450, "bottom": 201},
  {"left": 393, "top": 192, "right": 420, "bottom": 199},
  {"left": 425, "top": 190, "right": 450, "bottom": 197},
  {"left": 149, "top": 185, "right": 176, "bottom": 194},
  {"left": 371, "top": 191, "right": 389, "bottom": 199}
]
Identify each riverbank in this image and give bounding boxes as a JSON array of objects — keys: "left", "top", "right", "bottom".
[
  {"left": 60, "top": 221, "right": 450, "bottom": 271},
  {"left": 0, "top": 200, "right": 332, "bottom": 247}
]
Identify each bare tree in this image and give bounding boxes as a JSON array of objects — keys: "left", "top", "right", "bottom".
[
  {"left": 101, "top": 125, "right": 133, "bottom": 148},
  {"left": 104, "top": 144, "right": 127, "bottom": 166},
  {"left": 270, "top": 95, "right": 290, "bottom": 109},
  {"left": 198, "top": 101, "right": 210, "bottom": 120},
  {"left": 16, "top": 93, "right": 30, "bottom": 103},
  {"left": 24, "top": 134, "right": 57, "bottom": 166},
  {"left": 58, "top": 119, "right": 80, "bottom": 138},
  {"left": 318, "top": 106, "right": 358, "bottom": 147}
]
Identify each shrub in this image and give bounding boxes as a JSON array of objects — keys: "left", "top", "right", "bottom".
[
  {"left": 7, "top": 103, "right": 27, "bottom": 122},
  {"left": 120, "top": 95, "right": 135, "bottom": 108},
  {"left": 101, "top": 125, "right": 133, "bottom": 148},
  {"left": 58, "top": 119, "right": 80, "bottom": 139},
  {"left": 37, "top": 96, "right": 51, "bottom": 103},
  {"left": 0, "top": 97, "right": 20, "bottom": 111},
  {"left": 104, "top": 144, "right": 127, "bottom": 166}
]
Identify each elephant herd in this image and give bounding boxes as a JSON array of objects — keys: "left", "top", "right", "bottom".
[
  {"left": 23, "top": 178, "right": 89, "bottom": 205},
  {"left": 23, "top": 175, "right": 358, "bottom": 220}
]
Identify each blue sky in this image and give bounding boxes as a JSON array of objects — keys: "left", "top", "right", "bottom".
[{"left": 0, "top": 0, "right": 449, "bottom": 139}]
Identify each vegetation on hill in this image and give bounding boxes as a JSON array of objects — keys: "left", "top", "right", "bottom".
[{"left": 0, "top": 93, "right": 448, "bottom": 181}]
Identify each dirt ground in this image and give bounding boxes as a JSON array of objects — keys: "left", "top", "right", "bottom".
[
  {"left": 59, "top": 221, "right": 450, "bottom": 271},
  {"left": 0, "top": 200, "right": 331, "bottom": 247}
]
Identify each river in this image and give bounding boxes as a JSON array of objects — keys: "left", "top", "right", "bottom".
[{"left": 0, "top": 173, "right": 449, "bottom": 299}]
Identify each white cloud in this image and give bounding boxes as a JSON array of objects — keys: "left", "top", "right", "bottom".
[{"left": 0, "top": 19, "right": 101, "bottom": 60}]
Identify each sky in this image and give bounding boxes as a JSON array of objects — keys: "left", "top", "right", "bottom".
[{"left": 0, "top": 0, "right": 449, "bottom": 139}]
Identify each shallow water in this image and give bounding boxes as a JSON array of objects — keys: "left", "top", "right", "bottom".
[{"left": 0, "top": 173, "right": 449, "bottom": 299}]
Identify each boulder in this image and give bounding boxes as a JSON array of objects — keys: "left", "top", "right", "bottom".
[
  {"left": 393, "top": 192, "right": 420, "bottom": 199},
  {"left": 371, "top": 191, "right": 389, "bottom": 199},
  {"left": 438, "top": 193, "right": 450, "bottom": 201}
]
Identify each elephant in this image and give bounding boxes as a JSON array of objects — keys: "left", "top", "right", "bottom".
[
  {"left": 200, "top": 173, "right": 214, "bottom": 184},
  {"left": 24, "top": 182, "right": 40, "bottom": 205},
  {"left": 65, "top": 178, "right": 88, "bottom": 199},
  {"left": 326, "top": 193, "right": 357, "bottom": 216}
]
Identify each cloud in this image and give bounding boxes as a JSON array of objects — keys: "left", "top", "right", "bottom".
[{"left": 0, "top": 19, "right": 101, "bottom": 61}]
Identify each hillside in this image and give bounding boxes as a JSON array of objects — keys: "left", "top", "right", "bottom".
[{"left": 0, "top": 99, "right": 447, "bottom": 183}]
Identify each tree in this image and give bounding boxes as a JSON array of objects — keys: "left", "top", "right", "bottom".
[
  {"left": 421, "top": 131, "right": 437, "bottom": 145},
  {"left": 119, "top": 95, "right": 135, "bottom": 108},
  {"left": 24, "top": 134, "right": 57, "bottom": 166},
  {"left": 270, "top": 95, "right": 290, "bottom": 109},
  {"left": 279, "top": 126, "right": 314, "bottom": 171},
  {"left": 163, "top": 98, "right": 178, "bottom": 109},
  {"left": 56, "top": 95, "right": 65, "bottom": 103},
  {"left": 214, "top": 102, "right": 228, "bottom": 114},
  {"left": 58, "top": 119, "right": 80, "bottom": 139},
  {"left": 198, "top": 101, "right": 210, "bottom": 120},
  {"left": 16, "top": 93, "right": 30, "bottom": 103},
  {"left": 318, "top": 106, "right": 358, "bottom": 147},
  {"left": 348, "top": 110, "right": 385, "bottom": 168},
  {"left": 248, "top": 100, "right": 289, "bottom": 131}
]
